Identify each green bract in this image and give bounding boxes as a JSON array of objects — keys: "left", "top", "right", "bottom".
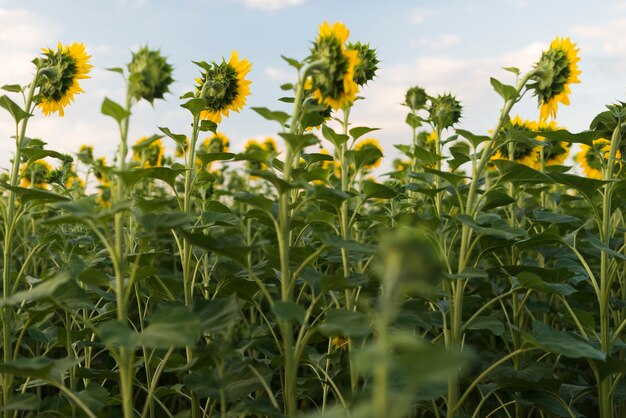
[{"left": 127, "top": 46, "right": 174, "bottom": 104}]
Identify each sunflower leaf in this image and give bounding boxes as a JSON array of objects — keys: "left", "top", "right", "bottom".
[
  {"left": 0, "top": 95, "right": 30, "bottom": 123},
  {"left": 101, "top": 97, "right": 130, "bottom": 124}
]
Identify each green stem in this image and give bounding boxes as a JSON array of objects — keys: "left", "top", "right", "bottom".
[
  {"left": 2, "top": 67, "right": 40, "bottom": 412},
  {"left": 447, "top": 70, "right": 535, "bottom": 415},
  {"left": 598, "top": 123, "right": 622, "bottom": 418}
]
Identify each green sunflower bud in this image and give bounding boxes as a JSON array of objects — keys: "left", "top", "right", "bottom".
[
  {"left": 127, "top": 47, "right": 174, "bottom": 104},
  {"left": 428, "top": 93, "right": 462, "bottom": 129},
  {"left": 347, "top": 42, "right": 379, "bottom": 86},
  {"left": 405, "top": 86, "right": 428, "bottom": 111}
]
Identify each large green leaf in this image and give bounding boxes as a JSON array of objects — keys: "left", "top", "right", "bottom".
[{"left": 527, "top": 321, "right": 605, "bottom": 361}]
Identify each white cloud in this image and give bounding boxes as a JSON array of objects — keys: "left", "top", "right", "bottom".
[
  {"left": 264, "top": 66, "right": 292, "bottom": 82},
  {"left": 418, "top": 34, "right": 461, "bottom": 49},
  {"left": 410, "top": 7, "right": 435, "bottom": 23},
  {"left": 235, "top": 0, "right": 305, "bottom": 11},
  {"left": 574, "top": 18, "right": 626, "bottom": 56}
]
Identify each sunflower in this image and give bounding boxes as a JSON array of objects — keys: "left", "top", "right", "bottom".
[
  {"left": 97, "top": 183, "right": 112, "bottom": 208},
  {"left": 331, "top": 336, "right": 349, "bottom": 351},
  {"left": 132, "top": 136, "right": 164, "bottom": 168},
  {"left": 262, "top": 137, "right": 278, "bottom": 154},
  {"left": 199, "top": 132, "right": 230, "bottom": 154},
  {"left": 535, "top": 119, "right": 570, "bottom": 166},
  {"left": 355, "top": 138, "right": 383, "bottom": 169},
  {"left": 244, "top": 139, "right": 266, "bottom": 172},
  {"left": 38, "top": 42, "right": 92, "bottom": 117},
  {"left": 20, "top": 160, "right": 51, "bottom": 188},
  {"left": 308, "top": 21, "right": 360, "bottom": 110},
  {"left": 78, "top": 144, "right": 94, "bottom": 160},
  {"left": 576, "top": 138, "right": 621, "bottom": 179},
  {"left": 530, "top": 37, "right": 581, "bottom": 121},
  {"left": 94, "top": 157, "right": 111, "bottom": 184},
  {"left": 196, "top": 51, "right": 252, "bottom": 124},
  {"left": 490, "top": 116, "right": 541, "bottom": 169},
  {"left": 394, "top": 158, "right": 411, "bottom": 172},
  {"left": 127, "top": 46, "right": 174, "bottom": 104}
]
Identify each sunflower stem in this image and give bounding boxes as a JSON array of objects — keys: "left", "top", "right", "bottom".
[
  {"left": 447, "top": 69, "right": 535, "bottom": 416},
  {"left": 1, "top": 66, "right": 40, "bottom": 413}
]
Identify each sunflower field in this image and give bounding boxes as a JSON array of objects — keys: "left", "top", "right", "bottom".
[{"left": 1, "top": 18, "right": 626, "bottom": 418}]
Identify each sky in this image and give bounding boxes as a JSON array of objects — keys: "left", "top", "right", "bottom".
[{"left": 1, "top": 0, "right": 626, "bottom": 174}]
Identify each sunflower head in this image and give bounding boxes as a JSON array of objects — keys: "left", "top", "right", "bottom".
[
  {"left": 94, "top": 157, "right": 111, "bottom": 184},
  {"left": 37, "top": 42, "right": 92, "bottom": 117},
  {"left": 355, "top": 138, "right": 383, "bottom": 169},
  {"left": 262, "top": 137, "right": 278, "bottom": 154},
  {"left": 97, "top": 184, "right": 112, "bottom": 208},
  {"left": 405, "top": 86, "right": 428, "bottom": 111},
  {"left": 530, "top": 37, "right": 581, "bottom": 121},
  {"left": 244, "top": 139, "right": 266, "bottom": 172},
  {"left": 331, "top": 336, "right": 349, "bottom": 351},
  {"left": 196, "top": 51, "right": 252, "bottom": 124},
  {"left": 393, "top": 158, "right": 411, "bottom": 172},
  {"left": 20, "top": 160, "right": 51, "bottom": 188},
  {"left": 576, "top": 138, "right": 622, "bottom": 179},
  {"left": 308, "top": 21, "right": 360, "bottom": 110},
  {"left": 536, "top": 119, "right": 570, "bottom": 166},
  {"left": 132, "top": 136, "right": 165, "bottom": 168},
  {"left": 127, "top": 46, "right": 174, "bottom": 104},
  {"left": 490, "top": 116, "right": 541, "bottom": 169},
  {"left": 201, "top": 132, "right": 230, "bottom": 154},
  {"left": 346, "top": 42, "right": 379, "bottom": 86},
  {"left": 78, "top": 145, "right": 93, "bottom": 161},
  {"left": 428, "top": 93, "right": 462, "bottom": 130}
]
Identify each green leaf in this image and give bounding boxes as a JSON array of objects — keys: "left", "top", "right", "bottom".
[
  {"left": 349, "top": 126, "right": 379, "bottom": 141},
  {"left": 466, "top": 316, "right": 504, "bottom": 336},
  {"left": 272, "top": 301, "right": 305, "bottom": 324},
  {"left": 199, "top": 120, "right": 218, "bottom": 133},
  {"left": 138, "top": 304, "right": 201, "bottom": 348},
  {"left": 101, "top": 97, "right": 130, "bottom": 123},
  {"left": 362, "top": 180, "right": 396, "bottom": 200},
  {"left": 482, "top": 190, "right": 515, "bottom": 211},
  {"left": 0, "top": 272, "right": 71, "bottom": 308},
  {"left": 181, "top": 98, "right": 207, "bottom": 116},
  {"left": 490, "top": 77, "right": 519, "bottom": 101},
  {"left": 193, "top": 295, "right": 240, "bottom": 333},
  {"left": 20, "top": 147, "right": 67, "bottom": 164},
  {"left": 0, "top": 95, "right": 30, "bottom": 123},
  {"left": 318, "top": 309, "right": 371, "bottom": 338},
  {"left": 321, "top": 125, "right": 348, "bottom": 147},
  {"left": 183, "top": 231, "right": 251, "bottom": 266},
  {"left": 252, "top": 107, "right": 290, "bottom": 126},
  {"left": 456, "top": 129, "right": 490, "bottom": 148},
  {"left": 456, "top": 214, "right": 528, "bottom": 240},
  {"left": 5, "top": 394, "right": 39, "bottom": 411},
  {"left": 117, "top": 167, "right": 186, "bottom": 191},
  {"left": 548, "top": 172, "right": 607, "bottom": 201},
  {"left": 527, "top": 321, "right": 605, "bottom": 360},
  {"left": 1, "top": 84, "right": 23, "bottom": 93},
  {"left": 158, "top": 127, "right": 188, "bottom": 147},
  {"left": 406, "top": 112, "right": 422, "bottom": 129},
  {"left": 138, "top": 211, "right": 192, "bottom": 233},
  {"left": 234, "top": 192, "right": 275, "bottom": 213},
  {"left": 279, "top": 132, "right": 319, "bottom": 153},
  {"left": 196, "top": 152, "right": 234, "bottom": 166},
  {"left": 423, "top": 167, "right": 467, "bottom": 186},
  {"left": 77, "top": 385, "right": 109, "bottom": 414},
  {"left": 517, "top": 272, "right": 576, "bottom": 296},
  {"left": 281, "top": 55, "right": 303, "bottom": 70},
  {"left": 0, "top": 182, "right": 69, "bottom": 205},
  {"left": 493, "top": 160, "right": 552, "bottom": 184}
]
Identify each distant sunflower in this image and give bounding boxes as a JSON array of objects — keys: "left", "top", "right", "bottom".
[
  {"left": 97, "top": 184, "right": 112, "bottom": 208},
  {"left": 196, "top": 51, "right": 252, "bottom": 124},
  {"left": 308, "top": 21, "right": 360, "bottom": 110},
  {"left": 536, "top": 119, "right": 570, "bottom": 166},
  {"left": 20, "top": 160, "right": 51, "bottom": 188},
  {"left": 244, "top": 139, "right": 265, "bottom": 172},
  {"left": 576, "top": 138, "right": 621, "bottom": 179},
  {"left": 132, "top": 136, "right": 165, "bottom": 168},
  {"left": 531, "top": 37, "right": 581, "bottom": 121},
  {"left": 355, "top": 138, "right": 383, "bottom": 169},
  {"left": 200, "top": 132, "right": 230, "bottom": 154},
  {"left": 38, "top": 42, "right": 92, "bottom": 117},
  {"left": 262, "top": 137, "right": 278, "bottom": 154},
  {"left": 491, "top": 116, "right": 541, "bottom": 169},
  {"left": 331, "top": 336, "right": 348, "bottom": 351}
]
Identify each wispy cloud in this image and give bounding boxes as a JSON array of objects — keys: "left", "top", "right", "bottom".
[
  {"left": 410, "top": 7, "right": 435, "bottom": 23},
  {"left": 417, "top": 34, "right": 461, "bottom": 49},
  {"left": 235, "top": 0, "right": 305, "bottom": 11}
]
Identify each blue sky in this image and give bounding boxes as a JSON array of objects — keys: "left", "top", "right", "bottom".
[{"left": 1, "top": 0, "right": 626, "bottom": 172}]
